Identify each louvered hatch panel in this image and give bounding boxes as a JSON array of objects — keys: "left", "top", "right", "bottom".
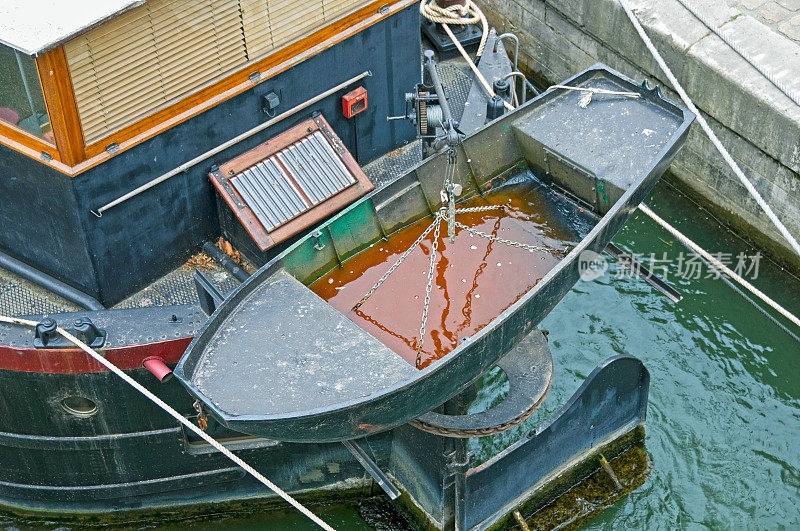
[{"left": 211, "top": 115, "right": 373, "bottom": 251}]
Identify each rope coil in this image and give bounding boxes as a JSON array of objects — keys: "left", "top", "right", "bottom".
[
  {"left": 419, "top": 0, "right": 515, "bottom": 112},
  {"left": 419, "top": 0, "right": 489, "bottom": 57}
]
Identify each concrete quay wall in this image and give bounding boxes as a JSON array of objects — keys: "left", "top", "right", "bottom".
[{"left": 482, "top": 0, "right": 800, "bottom": 271}]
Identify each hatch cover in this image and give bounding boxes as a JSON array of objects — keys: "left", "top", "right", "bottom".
[{"left": 211, "top": 115, "right": 373, "bottom": 251}]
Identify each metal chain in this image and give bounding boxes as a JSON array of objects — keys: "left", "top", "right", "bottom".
[
  {"left": 354, "top": 149, "right": 455, "bottom": 312},
  {"left": 452, "top": 220, "right": 560, "bottom": 255},
  {"left": 444, "top": 152, "right": 457, "bottom": 243},
  {"left": 416, "top": 214, "right": 443, "bottom": 368},
  {"left": 352, "top": 213, "right": 442, "bottom": 311},
  {"left": 354, "top": 143, "right": 565, "bottom": 367},
  {"left": 454, "top": 205, "right": 507, "bottom": 214}
]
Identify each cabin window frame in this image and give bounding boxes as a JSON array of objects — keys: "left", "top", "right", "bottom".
[
  {"left": 0, "top": 44, "right": 60, "bottom": 161},
  {"left": 0, "top": 0, "right": 413, "bottom": 174}
]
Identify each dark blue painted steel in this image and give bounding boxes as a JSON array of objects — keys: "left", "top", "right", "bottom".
[
  {"left": 0, "top": 147, "right": 99, "bottom": 297},
  {"left": 0, "top": 6, "right": 420, "bottom": 305}
]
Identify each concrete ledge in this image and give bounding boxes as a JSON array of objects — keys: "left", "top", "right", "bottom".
[{"left": 482, "top": 0, "right": 800, "bottom": 271}]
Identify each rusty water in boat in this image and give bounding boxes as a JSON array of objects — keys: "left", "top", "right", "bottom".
[{"left": 310, "top": 173, "right": 586, "bottom": 369}]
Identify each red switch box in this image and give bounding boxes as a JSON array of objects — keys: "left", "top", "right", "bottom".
[{"left": 342, "top": 87, "right": 367, "bottom": 118}]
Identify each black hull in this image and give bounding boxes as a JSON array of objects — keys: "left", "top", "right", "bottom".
[
  {"left": 0, "top": 349, "right": 651, "bottom": 531},
  {"left": 0, "top": 365, "right": 389, "bottom": 517}
]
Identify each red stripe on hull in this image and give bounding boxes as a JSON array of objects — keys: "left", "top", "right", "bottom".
[{"left": 0, "top": 337, "right": 192, "bottom": 373}]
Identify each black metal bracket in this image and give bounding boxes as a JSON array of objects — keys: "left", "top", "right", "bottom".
[
  {"left": 411, "top": 329, "right": 553, "bottom": 437},
  {"left": 640, "top": 78, "right": 665, "bottom": 101},
  {"left": 605, "top": 243, "right": 682, "bottom": 302},
  {"left": 342, "top": 440, "right": 400, "bottom": 500},
  {"left": 194, "top": 270, "right": 225, "bottom": 316},
  {"left": 421, "top": 19, "right": 483, "bottom": 58},
  {"left": 34, "top": 317, "right": 106, "bottom": 349}
]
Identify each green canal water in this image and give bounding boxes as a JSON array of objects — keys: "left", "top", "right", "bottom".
[
  {"left": 3, "top": 180, "right": 798, "bottom": 529},
  {"left": 468, "top": 179, "right": 800, "bottom": 529}
]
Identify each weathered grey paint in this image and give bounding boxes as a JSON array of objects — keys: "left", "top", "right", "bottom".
[
  {"left": 175, "top": 65, "right": 692, "bottom": 443},
  {"left": 481, "top": 0, "right": 800, "bottom": 272}
]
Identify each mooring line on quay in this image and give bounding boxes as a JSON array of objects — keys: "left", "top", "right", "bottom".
[
  {"left": 621, "top": 0, "right": 800, "bottom": 259},
  {"left": 0, "top": 314, "right": 336, "bottom": 531},
  {"left": 639, "top": 204, "right": 800, "bottom": 333}
]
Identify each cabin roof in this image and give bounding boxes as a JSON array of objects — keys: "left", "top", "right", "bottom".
[{"left": 0, "top": 0, "right": 144, "bottom": 55}]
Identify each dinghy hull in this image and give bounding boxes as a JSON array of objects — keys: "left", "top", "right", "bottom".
[{"left": 175, "top": 65, "right": 694, "bottom": 442}]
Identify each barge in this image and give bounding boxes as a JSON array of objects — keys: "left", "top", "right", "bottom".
[{"left": 0, "top": 0, "right": 692, "bottom": 528}]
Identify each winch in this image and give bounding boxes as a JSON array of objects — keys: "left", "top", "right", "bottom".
[{"left": 388, "top": 50, "right": 462, "bottom": 156}]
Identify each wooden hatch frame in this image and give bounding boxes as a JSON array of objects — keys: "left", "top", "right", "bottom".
[{"left": 210, "top": 114, "right": 374, "bottom": 251}]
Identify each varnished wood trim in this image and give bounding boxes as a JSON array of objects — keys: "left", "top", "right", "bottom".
[
  {"left": 78, "top": 0, "right": 417, "bottom": 165},
  {"left": 36, "top": 47, "right": 86, "bottom": 166},
  {"left": 0, "top": 120, "right": 57, "bottom": 158},
  {"left": 0, "top": 125, "right": 70, "bottom": 172}
]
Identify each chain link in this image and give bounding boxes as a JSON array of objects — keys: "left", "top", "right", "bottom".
[
  {"left": 454, "top": 205, "right": 507, "bottom": 214},
  {"left": 408, "top": 376, "right": 550, "bottom": 437},
  {"left": 352, "top": 213, "right": 442, "bottom": 311},
  {"left": 354, "top": 146, "right": 565, "bottom": 371},
  {"left": 416, "top": 214, "right": 442, "bottom": 368},
  {"left": 408, "top": 400, "right": 540, "bottom": 437},
  {"left": 452, "top": 220, "right": 561, "bottom": 255}
]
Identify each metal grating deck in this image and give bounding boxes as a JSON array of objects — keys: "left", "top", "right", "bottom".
[
  {"left": 0, "top": 268, "right": 81, "bottom": 317},
  {"left": 113, "top": 262, "right": 241, "bottom": 310}
]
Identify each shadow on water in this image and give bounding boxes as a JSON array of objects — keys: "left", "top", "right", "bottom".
[{"left": 3, "top": 179, "right": 799, "bottom": 529}]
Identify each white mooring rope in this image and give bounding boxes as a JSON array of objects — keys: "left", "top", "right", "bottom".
[
  {"left": 638, "top": 204, "right": 800, "bottom": 331},
  {"left": 620, "top": 0, "right": 800, "bottom": 258},
  {"left": 420, "top": 0, "right": 515, "bottom": 112},
  {"left": 0, "top": 315, "right": 335, "bottom": 531}
]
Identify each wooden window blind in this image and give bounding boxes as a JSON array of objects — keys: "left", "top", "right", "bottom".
[{"left": 65, "top": 0, "right": 369, "bottom": 143}]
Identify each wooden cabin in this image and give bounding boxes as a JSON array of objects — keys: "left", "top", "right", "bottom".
[{"left": 0, "top": 0, "right": 419, "bottom": 305}]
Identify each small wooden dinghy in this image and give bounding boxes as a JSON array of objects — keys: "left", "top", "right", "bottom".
[{"left": 174, "top": 65, "right": 693, "bottom": 442}]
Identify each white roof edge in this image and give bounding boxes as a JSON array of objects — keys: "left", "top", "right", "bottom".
[{"left": 0, "top": 0, "right": 146, "bottom": 55}]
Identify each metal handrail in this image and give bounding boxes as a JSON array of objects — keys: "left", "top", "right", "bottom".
[
  {"left": 494, "top": 32, "right": 519, "bottom": 72},
  {"left": 504, "top": 71, "right": 540, "bottom": 105},
  {"left": 91, "top": 71, "right": 372, "bottom": 217}
]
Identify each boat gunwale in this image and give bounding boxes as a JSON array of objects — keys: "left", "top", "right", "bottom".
[{"left": 173, "top": 64, "right": 695, "bottom": 435}]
